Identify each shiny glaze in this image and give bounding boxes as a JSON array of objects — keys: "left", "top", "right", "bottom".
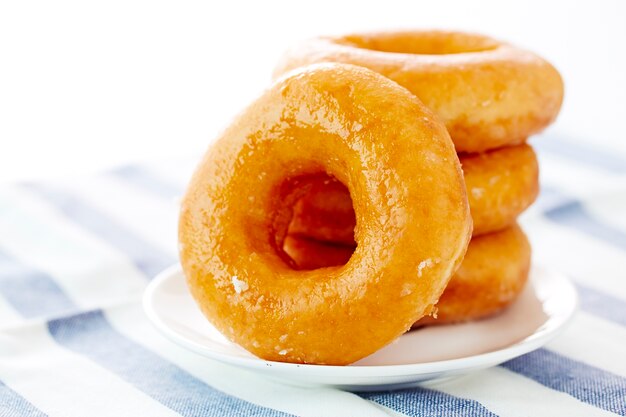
[
  {"left": 286, "top": 143, "right": 538, "bottom": 241},
  {"left": 179, "top": 63, "right": 472, "bottom": 365},
  {"left": 274, "top": 30, "right": 564, "bottom": 153},
  {"left": 461, "top": 143, "right": 538, "bottom": 236},
  {"left": 416, "top": 223, "right": 531, "bottom": 325},
  {"left": 283, "top": 223, "right": 530, "bottom": 325}
]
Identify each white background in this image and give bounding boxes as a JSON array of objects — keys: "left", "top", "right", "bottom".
[{"left": 1, "top": 0, "right": 625, "bottom": 183}]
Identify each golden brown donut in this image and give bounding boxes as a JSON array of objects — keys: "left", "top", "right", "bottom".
[
  {"left": 283, "top": 224, "right": 530, "bottom": 325},
  {"left": 274, "top": 30, "right": 564, "bottom": 153},
  {"left": 286, "top": 143, "right": 538, "bottom": 242},
  {"left": 179, "top": 63, "right": 472, "bottom": 365},
  {"left": 416, "top": 223, "right": 531, "bottom": 325},
  {"left": 282, "top": 235, "right": 354, "bottom": 270},
  {"left": 461, "top": 144, "right": 538, "bottom": 236},
  {"left": 286, "top": 175, "right": 355, "bottom": 245}
]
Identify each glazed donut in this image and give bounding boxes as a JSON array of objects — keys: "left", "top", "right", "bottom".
[
  {"left": 462, "top": 144, "right": 538, "bottom": 236},
  {"left": 274, "top": 30, "right": 564, "bottom": 153},
  {"left": 282, "top": 235, "right": 354, "bottom": 270},
  {"left": 283, "top": 224, "right": 530, "bottom": 325},
  {"left": 286, "top": 143, "right": 538, "bottom": 242},
  {"left": 415, "top": 223, "right": 531, "bottom": 325},
  {"left": 286, "top": 174, "right": 355, "bottom": 245},
  {"left": 179, "top": 63, "right": 472, "bottom": 365}
]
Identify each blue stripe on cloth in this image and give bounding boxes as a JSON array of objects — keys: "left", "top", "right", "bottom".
[
  {"left": 22, "top": 184, "right": 176, "bottom": 278},
  {"left": 533, "top": 186, "right": 571, "bottom": 213},
  {"left": 576, "top": 283, "right": 626, "bottom": 327},
  {"left": 534, "top": 136, "right": 626, "bottom": 174},
  {"left": 502, "top": 349, "right": 626, "bottom": 415},
  {"left": 47, "top": 310, "right": 293, "bottom": 417},
  {"left": 0, "top": 380, "right": 48, "bottom": 417},
  {"left": 361, "top": 388, "right": 497, "bottom": 417},
  {"left": 536, "top": 187, "right": 626, "bottom": 252},
  {"left": 109, "top": 166, "right": 183, "bottom": 200},
  {"left": 544, "top": 198, "right": 626, "bottom": 251},
  {"left": 0, "top": 249, "right": 75, "bottom": 318}
]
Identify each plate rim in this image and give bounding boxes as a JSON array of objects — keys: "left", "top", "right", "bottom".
[{"left": 143, "top": 263, "right": 578, "bottom": 377}]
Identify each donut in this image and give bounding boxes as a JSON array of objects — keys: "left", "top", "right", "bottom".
[
  {"left": 286, "top": 174, "right": 355, "bottom": 245},
  {"left": 283, "top": 224, "right": 530, "bottom": 325},
  {"left": 462, "top": 144, "right": 538, "bottom": 236},
  {"left": 179, "top": 63, "right": 472, "bottom": 365},
  {"left": 274, "top": 30, "right": 564, "bottom": 153},
  {"left": 415, "top": 223, "right": 531, "bottom": 325},
  {"left": 286, "top": 143, "right": 538, "bottom": 243},
  {"left": 282, "top": 235, "right": 354, "bottom": 270}
]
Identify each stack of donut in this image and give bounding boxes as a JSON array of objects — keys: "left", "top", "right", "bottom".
[
  {"left": 272, "top": 31, "right": 563, "bottom": 326},
  {"left": 179, "top": 30, "right": 563, "bottom": 365}
]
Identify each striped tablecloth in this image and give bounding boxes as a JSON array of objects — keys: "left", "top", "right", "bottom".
[{"left": 1, "top": 135, "right": 625, "bottom": 417}]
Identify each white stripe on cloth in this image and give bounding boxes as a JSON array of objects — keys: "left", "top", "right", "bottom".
[
  {"left": 429, "top": 366, "right": 618, "bottom": 417},
  {"left": 547, "top": 312, "right": 626, "bottom": 377},
  {"left": 104, "top": 303, "right": 397, "bottom": 417},
  {"left": 538, "top": 154, "right": 626, "bottom": 234},
  {"left": 141, "top": 157, "right": 198, "bottom": 191},
  {"left": 532, "top": 134, "right": 626, "bottom": 175},
  {"left": 61, "top": 176, "right": 179, "bottom": 255},
  {"left": 521, "top": 215, "right": 626, "bottom": 301},
  {"left": 367, "top": 403, "right": 406, "bottom": 417},
  {"left": 110, "top": 164, "right": 184, "bottom": 201},
  {"left": 538, "top": 153, "right": 626, "bottom": 191},
  {"left": 584, "top": 197, "right": 626, "bottom": 235},
  {"left": 0, "top": 297, "right": 21, "bottom": 329},
  {"left": 0, "top": 322, "right": 181, "bottom": 417},
  {"left": 0, "top": 187, "right": 148, "bottom": 308}
]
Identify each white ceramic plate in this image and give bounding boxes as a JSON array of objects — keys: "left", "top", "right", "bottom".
[{"left": 143, "top": 264, "right": 577, "bottom": 391}]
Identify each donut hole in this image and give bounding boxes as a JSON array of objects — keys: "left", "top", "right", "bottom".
[
  {"left": 272, "top": 173, "right": 356, "bottom": 270},
  {"left": 342, "top": 32, "right": 499, "bottom": 55}
]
